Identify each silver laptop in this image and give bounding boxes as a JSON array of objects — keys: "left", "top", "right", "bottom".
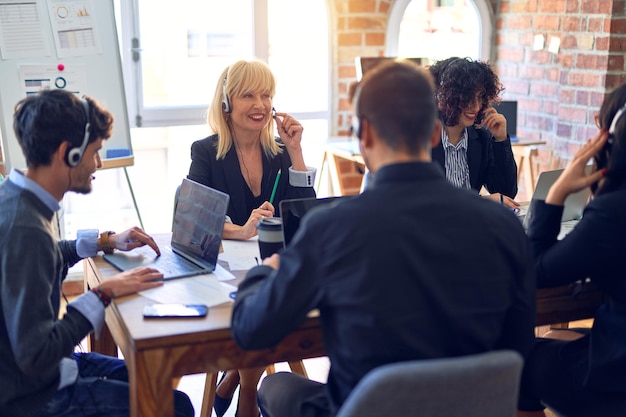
[
  {"left": 104, "top": 179, "right": 229, "bottom": 280},
  {"left": 520, "top": 168, "right": 590, "bottom": 229}
]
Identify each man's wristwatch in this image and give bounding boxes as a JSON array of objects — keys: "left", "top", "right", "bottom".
[{"left": 98, "top": 231, "right": 116, "bottom": 254}]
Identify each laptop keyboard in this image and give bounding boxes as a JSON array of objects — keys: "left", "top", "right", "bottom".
[
  {"left": 154, "top": 254, "right": 200, "bottom": 276},
  {"left": 153, "top": 250, "right": 203, "bottom": 276},
  {"left": 103, "top": 243, "right": 213, "bottom": 280}
]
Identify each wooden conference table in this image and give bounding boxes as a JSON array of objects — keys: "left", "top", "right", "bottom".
[
  {"left": 84, "top": 238, "right": 324, "bottom": 417},
  {"left": 85, "top": 236, "right": 604, "bottom": 417}
]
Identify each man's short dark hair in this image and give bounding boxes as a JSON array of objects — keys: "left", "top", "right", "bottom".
[
  {"left": 13, "top": 89, "right": 113, "bottom": 167},
  {"left": 350, "top": 60, "right": 437, "bottom": 154}
]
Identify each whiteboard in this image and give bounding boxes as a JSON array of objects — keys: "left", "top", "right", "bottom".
[{"left": 0, "top": 0, "right": 133, "bottom": 172}]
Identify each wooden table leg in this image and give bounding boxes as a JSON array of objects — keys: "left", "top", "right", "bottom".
[
  {"left": 200, "top": 372, "right": 218, "bottom": 417},
  {"left": 513, "top": 145, "right": 539, "bottom": 200},
  {"left": 130, "top": 351, "right": 175, "bottom": 417},
  {"left": 523, "top": 148, "right": 538, "bottom": 197},
  {"left": 288, "top": 361, "right": 308, "bottom": 377}
]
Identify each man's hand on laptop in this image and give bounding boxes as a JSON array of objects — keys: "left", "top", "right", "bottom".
[{"left": 109, "top": 226, "right": 161, "bottom": 256}]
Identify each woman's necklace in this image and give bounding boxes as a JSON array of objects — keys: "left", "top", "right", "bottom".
[{"left": 234, "top": 139, "right": 253, "bottom": 190}]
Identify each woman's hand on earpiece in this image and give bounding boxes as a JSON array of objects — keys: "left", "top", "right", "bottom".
[
  {"left": 546, "top": 130, "right": 609, "bottom": 205},
  {"left": 481, "top": 107, "right": 508, "bottom": 141},
  {"left": 274, "top": 112, "right": 303, "bottom": 148}
]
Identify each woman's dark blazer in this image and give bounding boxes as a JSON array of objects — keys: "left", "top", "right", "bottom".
[
  {"left": 187, "top": 134, "right": 315, "bottom": 225},
  {"left": 431, "top": 126, "right": 518, "bottom": 198},
  {"left": 528, "top": 188, "right": 626, "bottom": 391}
]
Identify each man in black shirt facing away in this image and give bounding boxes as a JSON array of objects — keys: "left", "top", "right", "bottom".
[{"left": 231, "top": 60, "right": 536, "bottom": 417}]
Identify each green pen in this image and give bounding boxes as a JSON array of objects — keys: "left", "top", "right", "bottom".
[{"left": 269, "top": 169, "right": 281, "bottom": 204}]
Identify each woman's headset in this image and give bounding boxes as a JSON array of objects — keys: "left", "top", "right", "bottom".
[
  {"left": 65, "top": 98, "right": 91, "bottom": 167},
  {"left": 608, "top": 102, "right": 626, "bottom": 139},
  {"left": 592, "top": 101, "right": 626, "bottom": 193},
  {"left": 350, "top": 83, "right": 363, "bottom": 139},
  {"left": 221, "top": 69, "right": 231, "bottom": 113}
]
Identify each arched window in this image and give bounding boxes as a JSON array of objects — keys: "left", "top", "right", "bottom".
[{"left": 386, "top": 0, "right": 493, "bottom": 63}]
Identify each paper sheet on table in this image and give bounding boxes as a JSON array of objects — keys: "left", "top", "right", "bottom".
[
  {"left": 213, "top": 263, "right": 235, "bottom": 281},
  {"left": 139, "top": 273, "right": 231, "bottom": 307},
  {"left": 219, "top": 239, "right": 260, "bottom": 271}
]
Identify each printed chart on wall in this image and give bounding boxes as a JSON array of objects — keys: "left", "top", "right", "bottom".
[{"left": 0, "top": 0, "right": 133, "bottom": 172}]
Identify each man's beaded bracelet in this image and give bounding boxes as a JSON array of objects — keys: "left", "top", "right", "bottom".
[{"left": 92, "top": 287, "right": 113, "bottom": 307}]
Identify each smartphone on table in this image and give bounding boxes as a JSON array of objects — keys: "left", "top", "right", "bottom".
[{"left": 143, "top": 303, "right": 208, "bottom": 318}]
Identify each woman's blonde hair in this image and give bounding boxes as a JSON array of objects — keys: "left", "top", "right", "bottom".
[{"left": 208, "top": 59, "right": 282, "bottom": 159}]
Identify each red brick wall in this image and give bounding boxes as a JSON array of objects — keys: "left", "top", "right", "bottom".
[
  {"left": 495, "top": 0, "right": 626, "bottom": 174},
  {"left": 2, "top": 0, "right": 622, "bottom": 180},
  {"left": 333, "top": 0, "right": 390, "bottom": 136},
  {"left": 331, "top": 0, "right": 626, "bottom": 172}
]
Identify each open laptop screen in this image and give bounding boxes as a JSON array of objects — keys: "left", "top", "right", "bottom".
[
  {"left": 280, "top": 196, "right": 350, "bottom": 247},
  {"left": 171, "top": 179, "right": 229, "bottom": 266},
  {"left": 103, "top": 179, "right": 229, "bottom": 279},
  {"left": 521, "top": 168, "right": 591, "bottom": 229}
]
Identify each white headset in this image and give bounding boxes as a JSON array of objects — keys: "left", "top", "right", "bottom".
[
  {"left": 221, "top": 71, "right": 231, "bottom": 113},
  {"left": 65, "top": 98, "right": 91, "bottom": 167}
]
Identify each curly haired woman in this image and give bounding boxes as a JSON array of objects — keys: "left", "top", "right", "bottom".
[{"left": 429, "top": 57, "right": 519, "bottom": 209}]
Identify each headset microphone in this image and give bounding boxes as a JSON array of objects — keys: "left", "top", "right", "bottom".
[{"left": 65, "top": 98, "right": 91, "bottom": 167}]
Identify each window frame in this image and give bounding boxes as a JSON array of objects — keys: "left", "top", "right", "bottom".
[
  {"left": 116, "top": 0, "right": 331, "bottom": 129},
  {"left": 385, "top": 0, "right": 495, "bottom": 62}
]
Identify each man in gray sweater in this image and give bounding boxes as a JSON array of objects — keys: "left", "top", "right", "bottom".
[{"left": 0, "top": 89, "right": 194, "bottom": 417}]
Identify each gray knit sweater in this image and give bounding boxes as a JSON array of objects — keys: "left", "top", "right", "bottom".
[{"left": 0, "top": 179, "right": 93, "bottom": 417}]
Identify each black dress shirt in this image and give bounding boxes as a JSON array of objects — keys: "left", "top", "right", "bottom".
[{"left": 232, "top": 161, "right": 536, "bottom": 412}]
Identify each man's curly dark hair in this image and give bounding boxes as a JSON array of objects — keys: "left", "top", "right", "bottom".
[{"left": 429, "top": 57, "right": 504, "bottom": 127}]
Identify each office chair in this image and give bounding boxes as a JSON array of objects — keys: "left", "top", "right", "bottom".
[{"left": 335, "top": 350, "right": 524, "bottom": 417}]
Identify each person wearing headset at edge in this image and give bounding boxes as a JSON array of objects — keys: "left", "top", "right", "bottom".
[
  {"left": 517, "top": 83, "right": 626, "bottom": 417},
  {"left": 187, "top": 59, "right": 316, "bottom": 417},
  {"left": 230, "top": 60, "right": 536, "bottom": 417},
  {"left": 428, "top": 56, "right": 520, "bottom": 209},
  {"left": 187, "top": 59, "right": 317, "bottom": 241},
  {"left": 0, "top": 89, "right": 194, "bottom": 417}
]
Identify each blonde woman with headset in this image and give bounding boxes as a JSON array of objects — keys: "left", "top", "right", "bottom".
[
  {"left": 188, "top": 59, "right": 316, "bottom": 241},
  {"left": 187, "top": 60, "right": 316, "bottom": 417}
]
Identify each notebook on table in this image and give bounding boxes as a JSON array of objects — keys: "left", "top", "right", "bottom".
[
  {"left": 280, "top": 196, "right": 350, "bottom": 246},
  {"left": 519, "top": 168, "right": 591, "bottom": 229},
  {"left": 103, "top": 178, "right": 230, "bottom": 280}
]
